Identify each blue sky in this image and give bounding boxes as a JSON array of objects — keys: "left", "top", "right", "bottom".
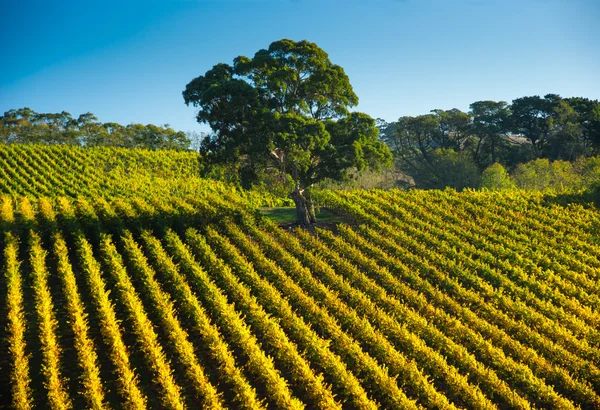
[{"left": 1, "top": 0, "right": 598, "bottom": 134}]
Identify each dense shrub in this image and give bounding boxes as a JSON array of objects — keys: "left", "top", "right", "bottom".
[{"left": 480, "top": 163, "right": 515, "bottom": 190}]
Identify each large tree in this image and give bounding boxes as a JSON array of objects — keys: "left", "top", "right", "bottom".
[
  {"left": 379, "top": 110, "right": 479, "bottom": 190},
  {"left": 430, "top": 108, "right": 471, "bottom": 151},
  {"left": 469, "top": 100, "right": 511, "bottom": 166},
  {"left": 562, "top": 97, "right": 600, "bottom": 155},
  {"left": 509, "top": 94, "right": 557, "bottom": 154},
  {"left": 183, "top": 39, "right": 391, "bottom": 228}
]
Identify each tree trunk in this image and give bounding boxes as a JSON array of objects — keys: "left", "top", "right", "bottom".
[
  {"left": 289, "top": 185, "right": 316, "bottom": 233},
  {"left": 305, "top": 188, "right": 317, "bottom": 224},
  {"left": 306, "top": 197, "right": 317, "bottom": 224}
]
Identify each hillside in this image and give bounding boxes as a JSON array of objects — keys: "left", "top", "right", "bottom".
[
  {"left": 1, "top": 145, "right": 600, "bottom": 409},
  {"left": 0, "top": 144, "right": 200, "bottom": 197},
  {"left": 0, "top": 144, "right": 285, "bottom": 207}
]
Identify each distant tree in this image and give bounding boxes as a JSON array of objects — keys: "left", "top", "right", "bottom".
[
  {"left": 125, "top": 123, "right": 189, "bottom": 150},
  {"left": 186, "top": 131, "right": 210, "bottom": 152},
  {"left": 161, "top": 127, "right": 191, "bottom": 150},
  {"left": 511, "top": 158, "right": 579, "bottom": 191},
  {"left": 574, "top": 155, "right": 600, "bottom": 189},
  {"left": 36, "top": 111, "right": 79, "bottom": 144},
  {"left": 379, "top": 93, "right": 599, "bottom": 191},
  {"left": 390, "top": 114, "right": 441, "bottom": 172},
  {"left": 469, "top": 100, "right": 511, "bottom": 166},
  {"left": 408, "top": 148, "right": 480, "bottom": 190},
  {"left": 1, "top": 108, "right": 36, "bottom": 142},
  {"left": 563, "top": 97, "right": 600, "bottom": 154},
  {"left": 183, "top": 39, "right": 391, "bottom": 228},
  {"left": 509, "top": 94, "right": 558, "bottom": 155},
  {"left": 376, "top": 118, "right": 399, "bottom": 152},
  {"left": 0, "top": 108, "right": 190, "bottom": 150},
  {"left": 430, "top": 108, "right": 471, "bottom": 150},
  {"left": 480, "top": 162, "right": 515, "bottom": 190},
  {"left": 545, "top": 100, "right": 585, "bottom": 160},
  {"left": 382, "top": 112, "right": 478, "bottom": 188},
  {"left": 76, "top": 112, "right": 105, "bottom": 146},
  {"left": 509, "top": 95, "right": 599, "bottom": 161},
  {"left": 102, "top": 122, "right": 127, "bottom": 146}
]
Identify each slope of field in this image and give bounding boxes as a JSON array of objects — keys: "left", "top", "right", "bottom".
[
  {"left": 1, "top": 183, "right": 599, "bottom": 409},
  {"left": 0, "top": 144, "right": 199, "bottom": 197},
  {"left": 0, "top": 144, "right": 286, "bottom": 207}
]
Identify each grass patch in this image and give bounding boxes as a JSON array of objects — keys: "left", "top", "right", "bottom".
[{"left": 259, "top": 207, "right": 346, "bottom": 224}]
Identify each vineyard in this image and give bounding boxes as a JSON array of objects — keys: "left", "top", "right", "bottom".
[
  {"left": 0, "top": 146, "right": 600, "bottom": 409},
  {"left": 0, "top": 144, "right": 284, "bottom": 207}
]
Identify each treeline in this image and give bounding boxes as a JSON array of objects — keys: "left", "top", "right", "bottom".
[
  {"left": 0, "top": 108, "right": 190, "bottom": 150},
  {"left": 377, "top": 94, "right": 600, "bottom": 190},
  {"left": 481, "top": 157, "right": 600, "bottom": 192}
]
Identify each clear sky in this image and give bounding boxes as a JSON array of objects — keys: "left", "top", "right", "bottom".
[{"left": 1, "top": 0, "right": 599, "bottom": 134}]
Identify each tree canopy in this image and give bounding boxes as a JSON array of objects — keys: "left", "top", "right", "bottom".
[
  {"left": 379, "top": 93, "right": 600, "bottom": 190},
  {"left": 183, "top": 39, "right": 391, "bottom": 227},
  {"left": 0, "top": 108, "right": 190, "bottom": 150}
]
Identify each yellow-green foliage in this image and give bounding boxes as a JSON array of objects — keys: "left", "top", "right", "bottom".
[
  {"left": 140, "top": 230, "right": 264, "bottom": 410},
  {"left": 1, "top": 186, "right": 599, "bottom": 409},
  {"left": 4, "top": 233, "right": 33, "bottom": 410},
  {"left": 120, "top": 230, "right": 224, "bottom": 409},
  {"left": 75, "top": 233, "right": 148, "bottom": 409},
  {"left": 480, "top": 162, "right": 515, "bottom": 190},
  {"left": 53, "top": 231, "right": 107, "bottom": 409},
  {"left": 1, "top": 196, "right": 15, "bottom": 224},
  {"left": 0, "top": 144, "right": 288, "bottom": 206},
  {"left": 219, "top": 222, "right": 417, "bottom": 409},
  {"left": 187, "top": 227, "right": 343, "bottom": 410},
  {"left": 164, "top": 229, "right": 305, "bottom": 410},
  {"left": 28, "top": 231, "right": 72, "bottom": 409},
  {"left": 511, "top": 156, "right": 600, "bottom": 191},
  {"left": 99, "top": 235, "right": 185, "bottom": 410}
]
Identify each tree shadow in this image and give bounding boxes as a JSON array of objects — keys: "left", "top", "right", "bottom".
[{"left": 540, "top": 189, "right": 600, "bottom": 209}]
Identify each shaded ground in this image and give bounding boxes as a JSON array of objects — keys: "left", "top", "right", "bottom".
[{"left": 259, "top": 207, "right": 354, "bottom": 233}]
